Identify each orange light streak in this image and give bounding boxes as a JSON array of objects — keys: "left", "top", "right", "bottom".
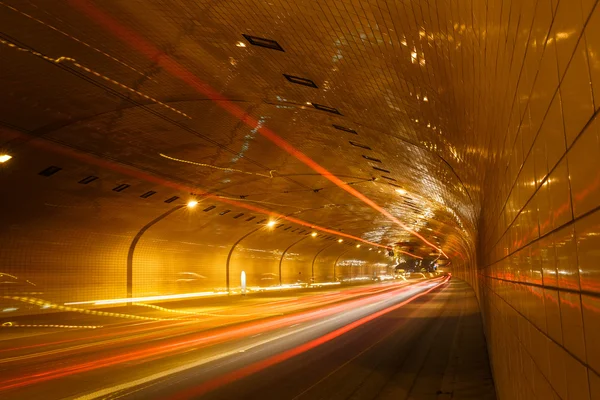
[
  {"left": 171, "top": 276, "right": 450, "bottom": 399},
  {"left": 0, "top": 279, "right": 440, "bottom": 391}
]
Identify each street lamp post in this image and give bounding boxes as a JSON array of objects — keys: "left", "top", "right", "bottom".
[
  {"left": 333, "top": 248, "right": 352, "bottom": 282},
  {"left": 225, "top": 226, "right": 263, "bottom": 294},
  {"left": 310, "top": 242, "right": 336, "bottom": 284},
  {"left": 278, "top": 235, "right": 310, "bottom": 286},
  {"left": 126, "top": 204, "right": 186, "bottom": 304}
]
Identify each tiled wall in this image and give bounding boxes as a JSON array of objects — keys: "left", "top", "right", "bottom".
[
  {"left": 475, "top": 0, "right": 600, "bottom": 398},
  {"left": 4, "top": 0, "right": 600, "bottom": 396},
  {"left": 0, "top": 146, "right": 392, "bottom": 313}
]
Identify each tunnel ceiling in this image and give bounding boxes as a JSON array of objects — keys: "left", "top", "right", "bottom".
[{"left": 0, "top": 0, "right": 500, "bottom": 262}]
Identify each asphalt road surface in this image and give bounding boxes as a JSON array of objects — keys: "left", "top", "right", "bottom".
[{"left": 0, "top": 276, "right": 495, "bottom": 399}]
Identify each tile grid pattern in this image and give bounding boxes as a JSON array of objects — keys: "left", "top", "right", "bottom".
[
  {"left": 3, "top": 0, "right": 600, "bottom": 397},
  {"left": 479, "top": 0, "right": 600, "bottom": 399}
]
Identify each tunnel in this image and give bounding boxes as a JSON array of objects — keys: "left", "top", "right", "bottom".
[{"left": 0, "top": 0, "right": 598, "bottom": 399}]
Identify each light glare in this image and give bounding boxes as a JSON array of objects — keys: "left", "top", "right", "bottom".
[
  {"left": 0, "top": 154, "right": 12, "bottom": 163},
  {"left": 187, "top": 200, "right": 198, "bottom": 208}
]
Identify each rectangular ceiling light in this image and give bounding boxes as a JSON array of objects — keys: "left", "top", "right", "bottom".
[
  {"left": 349, "top": 141, "right": 371, "bottom": 150},
  {"left": 312, "top": 103, "right": 342, "bottom": 115},
  {"left": 332, "top": 124, "right": 357, "bottom": 134},
  {"left": 381, "top": 175, "right": 397, "bottom": 181},
  {"left": 233, "top": 213, "right": 244, "bottom": 219},
  {"left": 246, "top": 216, "right": 256, "bottom": 222},
  {"left": 242, "top": 34, "right": 284, "bottom": 51},
  {"left": 283, "top": 74, "right": 318, "bottom": 88},
  {"left": 362, "top": 155, "right": 382, "bottom": 163},
  {"left": 203, "top": 205, "right": 216, "bottom": 212},
  {"left": 164, "top": 196, "right": 180, "bottom": 203}
]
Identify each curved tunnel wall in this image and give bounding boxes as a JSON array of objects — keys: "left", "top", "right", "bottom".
[
  {"left": 0, "top": 143, "right": 393, "bottom": 308},
  {"left": 458, "top": 1, "right": 600, "bottom": 398},
  {"left": 5, "top": 0, "right": 600, "bottom": 398}
]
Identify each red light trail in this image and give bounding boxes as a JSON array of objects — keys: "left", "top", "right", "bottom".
[
  {"left": 0, "top": 278, "right": 444, "bottom": 392},
  {"left": 170, "top": 275, "right": 450, "bottom": 399}
]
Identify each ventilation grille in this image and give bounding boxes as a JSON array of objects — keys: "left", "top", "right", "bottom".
[
  {"left": 283, "top": 74, "right": 317, "bottom": 88},
  {"left": 78, "top": 176, "right": 98, "bottom": 184},
  {"left": 219, "top": 210, "right": 231, "bottom": 215},
  {"left": 362, "top": 155, "right": 382, "bottom": 163},
  {"left": 312, "top": 103, "right": 342, "bottom": 115},
  {"left": 203, "top": 205, "right": 216, "bottom": 212},
  {"left": 140, "top": 191, "right": 156, "bottom": 199},
  {"left": 246, "top": 216, "right": 256, "bottom": 222},
  {"left": 349, "top": 141, "right": 371, "bottom": 150},
  {"left": 113, "top": 184, "right": 130, "bottom": 192},
  {"left": 233, "top": 213, "right": 244, "bottom": 219},
  {"left": 372, "top": 166, "right": 390, "bottom": 173},
  {"left": 242, "top": 34, "right": 284, "bottom": 51},
  {"left": 333, "top": 124, "right": 357, "bottom": 134},
  {"left": 164, "top": 196, "right": 180, "bottom": 203},
  {"left": 381, "top": 176, "right": 397, "bottom": 181},
  {"left": 39, "top": 166, "right": 62, "bottom": 177}
]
